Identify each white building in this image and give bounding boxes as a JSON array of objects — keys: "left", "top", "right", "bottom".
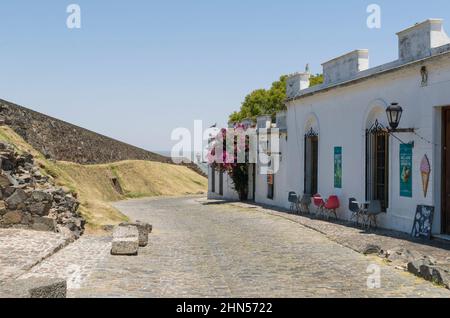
[
  {"left": 208, "top": 114, "right": 289, "bottom": 207},
  {"left": 208, "top": 19, "right": 450, "bottom": 237}
]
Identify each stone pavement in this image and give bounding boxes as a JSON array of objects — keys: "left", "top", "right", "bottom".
[
  {"left": 19, "top": 236, "right": 111, "bottom": 291},
  {"left": 0, "top": 229, "right": 69, "bottom": 285},
  {"left": 9, "top": 196, "right": 450, "bottom": 298},
  {"left": 225, "top": 201, "right": 450, "bottom": 266}
]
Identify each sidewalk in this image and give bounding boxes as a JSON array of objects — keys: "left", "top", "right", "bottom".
[
  {"left": 201, "top": 198, "right": 450, "bottom": 289},
  {"left": 0, "top": 229, "right": 71, "bottom": 286}
]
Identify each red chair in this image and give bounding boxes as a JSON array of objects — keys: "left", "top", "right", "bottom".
[
  {"left": 324, "top": 195, "right": 340, "bottom": 220},
  {"left": 313, "top": 194, "right": 325, "bottom": 218}
]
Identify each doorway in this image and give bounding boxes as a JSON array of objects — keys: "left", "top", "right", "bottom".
[
  {"left": 247, "top": 164, "right": 256, "bottom": 202},
  {"left": 219, "top": 168, "right": 224, "bottom": 196},
  {"left": 219, "top": 170, "right": 223, "bottom": 196},
  {"left": 211, "top": 165, "right": 216, "bottom": 193},
  {"left": 304, "top": 128, "right": 319, "bottom": 195},
  {"left": 366, "top": 120, "right": 390, "bottom": 211},
  {"left": 442, "top": 108, "right": 450, "bottom": 234}
]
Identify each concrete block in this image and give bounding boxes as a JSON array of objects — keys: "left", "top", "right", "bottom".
[
  {"left": 120, "top": 221, "right": 152, "bottom": 247},
  {"left": 111, "top": 225, "right": 139, "bottom": 256}
]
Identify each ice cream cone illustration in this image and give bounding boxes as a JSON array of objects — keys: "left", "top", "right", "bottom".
[
  {"left": 420, "top": 155, "right": 431, "bottom": 198},
  {"left": 421, "top": 172, "right": 429, "bottom": 197}
]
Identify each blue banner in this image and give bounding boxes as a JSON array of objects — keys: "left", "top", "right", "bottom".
[{"left": 400, "top": 144, "right": 413, "bottom": 198}]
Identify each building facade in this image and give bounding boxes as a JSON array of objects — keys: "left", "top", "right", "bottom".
[{"left": 208, "top": 19, "right": 450, "bottom": 236}]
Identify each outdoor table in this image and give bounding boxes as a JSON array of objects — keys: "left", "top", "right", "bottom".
[
  {"left": 353, "top": 201, "right": 370, "bottom": 211},
  {"left": 353, "top": 201, "right": 370, "bottom": 228}
]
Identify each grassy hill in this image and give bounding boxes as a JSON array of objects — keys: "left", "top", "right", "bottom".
[{"left": 0, "top": 126, "right": 207, "bottom": 233}]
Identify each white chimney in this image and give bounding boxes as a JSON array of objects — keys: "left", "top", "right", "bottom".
[
  {"left": 276, "top": 111, "right": 287, "bottom": 131},
  {"left": 257, "top": 115, "right": 272, "bottom": 129},
  {"left": 241, "top": 118, "right": 255, "bottom": 129},
  {"left": 322, "top": 50, "right": 369, "bottom": 85},
  {"left": 397, "top": 19, "right": 450, "bottom": 62},
  {"left": 286, "top": 72, "right": 311, "bottom": 99}
]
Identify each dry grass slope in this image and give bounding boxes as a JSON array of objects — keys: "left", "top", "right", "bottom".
[{"left": 0, "top": 126, "right": 207, "bottom": 233}]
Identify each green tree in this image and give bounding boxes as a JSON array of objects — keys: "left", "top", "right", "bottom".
[
  {"left": 310, "top": 74, "right": 324, "bottom": 87},
  {"left": 229, "top": 74, "right": 323, "bottom": 124}
]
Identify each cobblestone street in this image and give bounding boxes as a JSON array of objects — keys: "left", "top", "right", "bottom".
[{"left": 12, "top": 196, "right": 450, "bottom": 298}]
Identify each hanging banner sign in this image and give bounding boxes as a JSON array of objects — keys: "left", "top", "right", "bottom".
[
  {"left": 334, "top": 147, "right": 342, "bottom": 189},
  {"left": 400, "top": 144, "right": 413, "bottom": 198}
]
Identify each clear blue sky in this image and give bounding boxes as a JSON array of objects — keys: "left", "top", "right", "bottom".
[{"left": 1, "top": 0, "right": 449, "bottom": 151}]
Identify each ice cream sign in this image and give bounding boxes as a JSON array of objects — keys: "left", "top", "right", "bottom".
[
  {"left": 420, "top": 155, "right": 431, "bottom": 198},
  {"left": 400, "top": 144, "right": 413, "bottom": 198}
]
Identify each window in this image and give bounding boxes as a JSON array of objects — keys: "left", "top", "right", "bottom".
[
  {"left": 366, "top": 120, "right": 389, "bottom": 211},
  {"left": 304, "top": 128, "right": 319, "bottom": 195}
]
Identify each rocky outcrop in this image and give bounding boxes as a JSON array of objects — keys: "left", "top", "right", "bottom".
[
  {"left": 407, "top": 258, "right": 450, "bottom": 289},
  {"left": 378, "top": 246, "right": 450, "bottom": 289},
  {"left": 0, "top": 142, "right": 85, "bottom": 239}
]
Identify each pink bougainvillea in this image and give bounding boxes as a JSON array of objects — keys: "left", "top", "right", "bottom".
[{"left": 207, "top": 124, "right": 250, "bottom": 200}]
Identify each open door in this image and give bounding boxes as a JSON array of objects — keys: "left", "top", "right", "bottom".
[{"left": 442, "top": 108, "right": 450, "bottom": 234}]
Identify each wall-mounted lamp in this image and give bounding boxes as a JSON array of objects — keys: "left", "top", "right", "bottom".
[
  {"left": 386, "top": 102, "right": 415, "bottom": 146},
  {"left": 386, "top": 103, "right": 403, "bottom": 131}
]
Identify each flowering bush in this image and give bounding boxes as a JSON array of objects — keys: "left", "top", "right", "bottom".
[{"left": 208, "top": 124, "right": 250, "bottom": 201}]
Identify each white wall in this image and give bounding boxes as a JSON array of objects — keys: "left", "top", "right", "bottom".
[
  {"left": 207, "top": 166, "right": 239, "bottom": 201},
  {"left": 254, "top": 134, "right": 290, "bottom": 209},
  {"left": 286, "top": 54, "right": 450, "bottom": 234},
  {"left": 207, "top": 53, "right": 450, "bottom": 235}
]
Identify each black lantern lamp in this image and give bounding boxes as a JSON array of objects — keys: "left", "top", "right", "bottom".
[
  {"left": 386, "top": 103, "right": 403, "bottom": 131},
  {"left": 385, "top": 102, "right": 415, "bottom": 147}
]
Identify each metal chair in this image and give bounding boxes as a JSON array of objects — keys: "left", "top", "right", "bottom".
[
  {"left": 299, "top": 194, "right": 312, "bottom": 214},
  {"left": 349, "top": 198, "right": 362, "bottom": 226},
  {"left": 365, "top": 200, "right": 382, "bottom": 229},
  {"left": 324, "top": 195, "right": 340, "bottom": 220},
  {"left": 313, "top": 194, "right": 325, "bottom": 218},
  {"left": 288, "top": 192, "right": 299, "bottom": 214}
]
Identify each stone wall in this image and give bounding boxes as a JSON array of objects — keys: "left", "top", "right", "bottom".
[
  {"left": 0, "top": 141, "right": 84, "bottom": 239},
  {"left": 0, "top": 99, "right": 172, "bottom": 165}
]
